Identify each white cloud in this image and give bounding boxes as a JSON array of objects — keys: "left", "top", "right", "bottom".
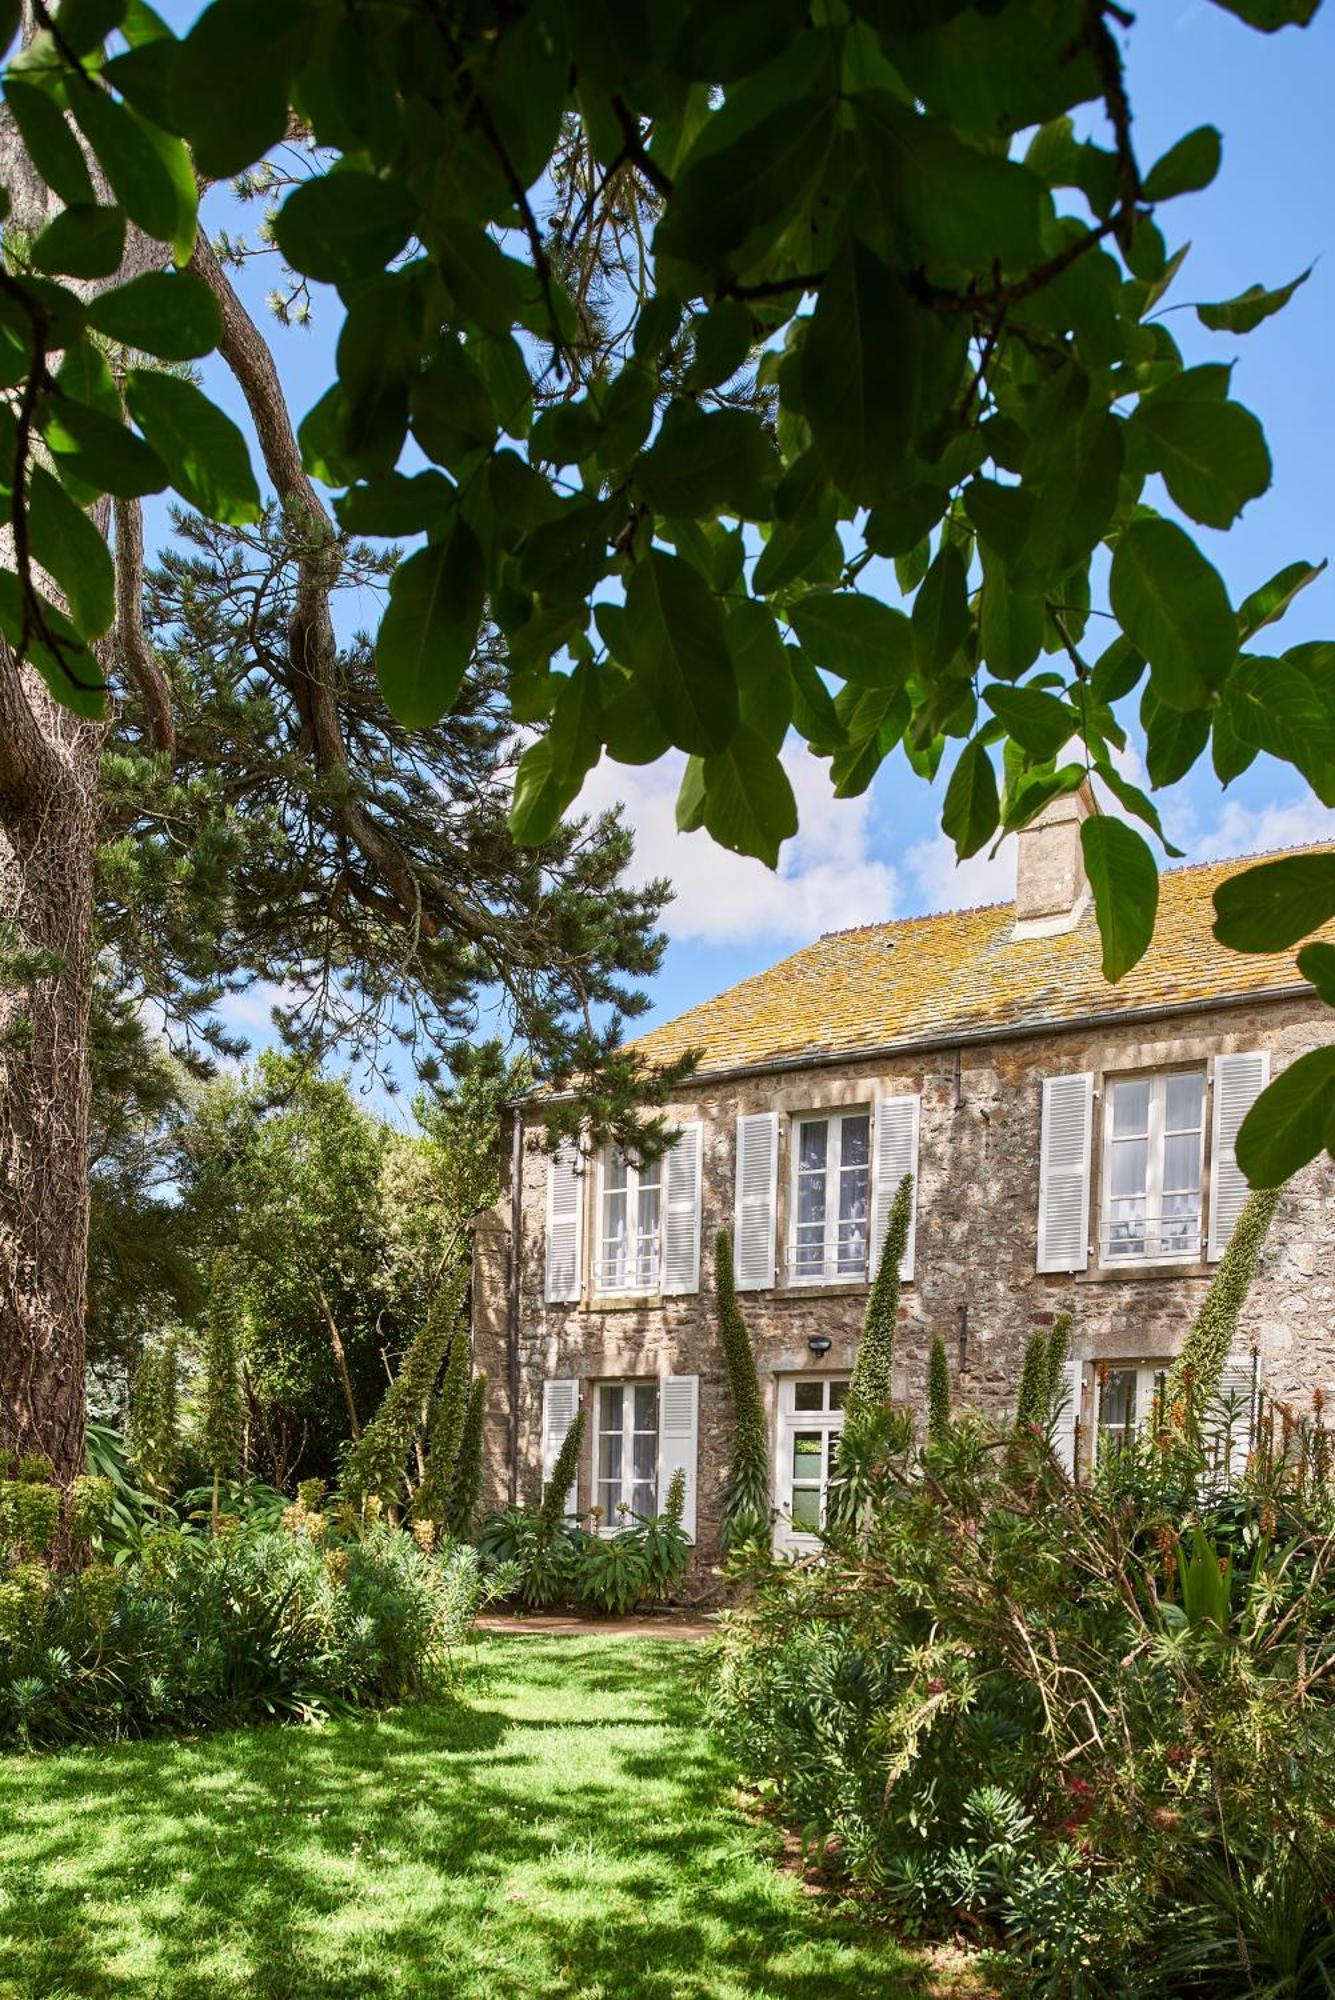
[
  {"left": 575, "top": 743, "right": 899, "bottom": 945},
  {"left": 900, "top": 830, "right": 1016, "bottom": 914},
  {"left": 1183, "top": 793, "right": 1335, "bottom": 862}
]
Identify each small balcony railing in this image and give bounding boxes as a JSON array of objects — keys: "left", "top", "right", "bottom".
[
  {"left": 1101, "top": 1209, "right": 1202, "bottom": 1263},
  {"left": 596, "top": 1238, "right": 660, "bottom": 1293},
  {"left": 786, "top": 1232, "right": 869, "bottom": 1284}
]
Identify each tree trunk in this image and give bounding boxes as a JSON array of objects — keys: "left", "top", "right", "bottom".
[{"left": 0, "top": 682, "right": 101, "bottom": 1485}]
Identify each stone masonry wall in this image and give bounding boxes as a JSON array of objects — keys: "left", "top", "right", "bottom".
[{"left": 471, "top": 993, "right": 1334, "bottom": 1557}]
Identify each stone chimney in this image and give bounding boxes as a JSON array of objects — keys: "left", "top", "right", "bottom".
[{"left": 1012, "top": 780, "right": 1097, "bottom": 937}]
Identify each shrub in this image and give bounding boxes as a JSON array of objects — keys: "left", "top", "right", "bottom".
[
  {"left": 927, "top": 1337, "right": 951, "bottom": 1444},
  {"left": 714, "top": 1232, "right": 771, "bottom": 1549},
  {"left": 1165, "top": 1183, "right": 1281, "bottom": 1413},
  {"left": 476, "top": 1465, "right": 690, "bottom": 1616},
  {"left": 342, "top": 1270, "right": 463, "bottom": 1511}
]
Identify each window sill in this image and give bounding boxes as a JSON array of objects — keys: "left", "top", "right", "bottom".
[
  {"left": 775, "top": 1280, "right": 876, "bottom": 1300},
  {"left": 1078, "top": 1261, "right": 1211, "bottom": 1286},
  {"left": 587, "top": 1290, "right": 663, "bottom": 1312}
]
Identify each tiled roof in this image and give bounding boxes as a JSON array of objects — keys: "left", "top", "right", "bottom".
[{"left": 629, "top": 846, "right": 1333, "bottom": 1079}]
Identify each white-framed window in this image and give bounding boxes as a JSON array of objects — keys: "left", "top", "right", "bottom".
[
  {"left": 1094, "top": 1363, "right": 1167, "bottom": 1462},
  {"left": 775, "top": 1376, "right": 849, "bottom": 1549},
  {"left": 788, "top": 1110, "right": 870, "bottom": 1283},
  {"left": 597, "top": 1146, "right": 661, "bottom": 1292},
  {"left": 1100, "top": 1069, "right": 1206, "bottom": 1265},
  {"left": 593, "top": 1380, "right": 659, "bottom": 1526}
]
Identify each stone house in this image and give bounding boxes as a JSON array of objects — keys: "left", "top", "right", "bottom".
[{"left": 472, "top": 790, "right": 1334, "bottom": 1556}]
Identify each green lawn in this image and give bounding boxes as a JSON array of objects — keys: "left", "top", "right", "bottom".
[{"left": 0, "top": 1633, "right": 935, "bottom": 2000}]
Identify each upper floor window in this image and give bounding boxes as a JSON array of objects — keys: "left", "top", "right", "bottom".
[
  {"left": 597, "top": 1147, "right": 661, "bottom": 1292},
  {"left": 789, "top": 1109, "right": 870, "bottom": 1283},
  {"left": 1100, "top": 1069, "right": 1205, "bottom": 1264}
]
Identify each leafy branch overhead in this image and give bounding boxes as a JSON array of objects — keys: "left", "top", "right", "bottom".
[{"left": 0, "top": 0, "right": 1331, "bottom": 1174}]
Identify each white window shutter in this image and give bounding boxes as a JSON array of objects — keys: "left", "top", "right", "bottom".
[
  {"left": 734, "top": 1112, "right": 778, "bottom": 1291},
  {"left": 540, "top": 1379, "right": 580, "bottom": 1515},
  {"left": 1208, "top": 1051, "right": 1270, "bottom": 1261},
  {"left": 1051, "top": 1357, "right": 1084, "bottom": 1476},
  {"left": 1036, "top": 1073, "right": 1093, "bottom": 1273},
  {"left": 662, "top": 1122, "right": 703, "bottom": 1295},
  {"left": 544, "top": 1143, "right": 584, "bottom": 1303},
  {"left": 658, "top": 1373, "right": 699, "bottom": 1541},
  {"left": 871, "top": 1094, "right": 920, "bottom": 1281}
]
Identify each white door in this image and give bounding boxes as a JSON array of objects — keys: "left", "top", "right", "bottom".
[{"left": 773, "top": 1376, "right": 849, "bottom": 1554}]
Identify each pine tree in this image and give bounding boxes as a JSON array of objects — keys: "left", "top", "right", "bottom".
[
  {"left": 1014, "top": 1329, "right": 1049, "bottom": 1430},
  {"left": 714, "top": 1231, "right": 771, "bottom": 1549},
  {"left": 927, "top": 1336, "right": 951, "bottom": 1444},
  {"left": 1166, "top": 1185, "right": 1282, "bottom": 1413},
  {"left": 446, "top": 1374, "right": 487, "bottom": 1540},
  {"left": 847, "top": 1175, "right": 913, "bottom": 1417},
  {"left": 198, "top": 1261, "right": 244, "bottom": 1529},
  {"left": 341, "top": 1271, "right": 463, "bottom": 1511},
  {"left": 539, "top": 1410, "right": 585, "bottom": 1533}
]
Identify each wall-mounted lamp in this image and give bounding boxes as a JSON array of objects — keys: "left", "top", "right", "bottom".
[{"left": 807, "top": 1334, "right": 833, "bottom": 1357}]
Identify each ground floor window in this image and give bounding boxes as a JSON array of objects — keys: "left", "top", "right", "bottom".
[
  {"left": 1095, "top": 1363, "right": 1168, "bottom": 1461},
  {"left": 594, "top": 1380, "right": 659, "bottom": 1525},
  {"left": 775, "top": 1377, "right": 849, "bottom": 1546}
]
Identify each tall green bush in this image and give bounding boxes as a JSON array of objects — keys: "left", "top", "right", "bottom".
[
  {"left": 445, "top": 1374, "right": 487, "bottom": 1541},
  {"left": 128, "top": 1336, "right": 181, "bottom": 1505},
  {"left": 715, "top": 1231, "right": 771, "bottom": 1550},
  {"left": 1165, "top": 1185, "right": 1282, "bottom": 1412},
  {"left": 1014, "top": 1329, "right": 1049, "bottom": 1429},
  {"left": 927, "top": 1337, "right": 951, "bottom": 1445},
  {"left": 198, "top": 1265, "right": 244, "bottom": 1527},
  {"left": 846, "top": 1174, "right": 913, "bottom": 1417},
  {"left": 342, "top": 1271, "right": 463, "bottom": 1511},
  {"left": 1040, "top": 1313, "right": 1072, "bottom": 1425},
  {"left": 540, "top": 1411, "right": 585, "bottom": 1534},
  {"left": 416, "top": 1328, "right": 470, "bottom": 1528}
]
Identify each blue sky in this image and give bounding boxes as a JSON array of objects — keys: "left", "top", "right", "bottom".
[{"left": 166, "top": 1, "right": 1335, "bottom": 1092}]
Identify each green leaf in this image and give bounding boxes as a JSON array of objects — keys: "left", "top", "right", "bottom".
[
  {"left": 509, "top": 736, "right": 571, "bottom": 847},
  {"left": 375, "top": 523, "right": 485, "bottom": 729},
  {"left": 1081, "top": 816, "right": 1159, "bottom": 982},
  {"left": 1109, "top": 518, "right": 1236, "bottom": 711},
  {"left": 1207, "top": 0, "right": 1319, "bottom": 31},
  {"left": 655, "top": 84, "right": 836, "bottom": 275},
  {"left": 622, "top": 550, "right": 737, "bottom": 755},
  {"left": 1238, "top": 558, "right": 1326, "bottom": 639},
  {"left": 55, "top": 0, "right": 128, "bottom": 55},
  {"left": 1297, "top": 940, "right": 1335, "bottom": 1007},
  {"left": 1234, "top": 1049, "right": 1335, "bottom": 1190},
  {"left": 634, "top": 406, "right": 778, "bottom": 520},
  {"left": 788, "top": 646, "right": 845, "bottom": 752},
  {"left": 854, "top": 91, "right": 1045, "bottom": 272},
  {"left": 980, "top": 565, "right": 1043, "bottom": 679},
  {"left": 170, "top": 0, "right": 311, "bottom": 180},
  {"left": 685, "top": 299, "right": 754, "bottom": 391},
  {"left": 27, "top": 465, "right": 115, "bottom": 637},
  {"left": 727, "top": 599, "right": 792, "bottom": 752},
  {"left": 1091, "top": 756, "right": 1182, "bottom": 854},
  {"left": 1143, "top": 125, "right": 1222, "bottom": 200},
  {"left": 701, "top": 724, "right": 798, "bottom": 866},
  {"left": 752, "top": 515, "right": 838, "bottom": 596},
  {"left": 788, "top": 591, "right": 914, "bottom": 690},
  {"left": 274, "top": 170, "right": 418, "bottom": 287},
  {"left": 0, "top": 570, "right": 106, "bottom": 719},
  {"left": 1213, "top": 852, "right": 1335, "bottom": 952},
  {"left": 3, "top": 80, "right": 96, "bottom": 209},
  {"left": 1196, "top": 265, "right": 1311, "bottom": 333},
  {"left": 87, "top": 270, "right": 222, "bottom": 360},
  {"left": 70, "top": 87, "right": 193, "bottom": 252},
  {"left": 983, "top": 685, "right": 1077, "bottom": 761},
  {"left": 866, "top": 484, "right": 949, "bottom": 559},
  {"left": 410, "top": 342, "right": 496, "bottom": 472},
  {"left": 1220, "top": 655, "right": 1335, "bottom": 802},
  {"left": 41, "top": 393, "right": 168, "bottom": 499},
  {"left": 1132, "top": 390, "right": 1270, "bottom": 529},
  {"left": 334, "top": 470, "right": 455, "bottom": 538},
  {"left": 124, "top": 371, "right": 262, "bottom": 524},
  {"left": 912, "top": 543, "right": 969, "bottom": 676},
  {"left": 802, "top": 238, "right": 919, "bottom": 507},
  {"left": 942, "top": 737, "right": 999, "bottom": 859},
  {"left": 30, "top": 203, "right": 126, "bottom": 279}
]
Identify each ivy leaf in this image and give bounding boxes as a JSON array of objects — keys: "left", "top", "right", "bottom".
[
  {"left": 87, "top": 270, "right": 222, "bottom": 360},
  {"left": 802, "top": 237, "right": 919, "bottom": 506},
  {"left": 1081, "top": 816, "right": 1159, "bottom": 982},
  {"left": 622, "top": 550, "right": 737, "bottom": 755},
  {"left": 1132, "top": 391, "right": 1270, "bottom": 529},
  {"left": 1213, "top": 851, "right": 1335, "bottom": 952},
  {"left": 1109, "top": 518, "right": 1236, "bottom": 711},
  {"left": 1196, "top": 264, "right": 1311, "bottom": 333},
  {"left": 124, "top": 371, "right": 262, "bottom": 524},
  {"left": 375, "top": 523, "right": 485, "bottom": 729},
  {"left": 30, "top": 203, "right": 126, "bottom": 279},
  {"left": 1235, "top": 1049, "right": 1335, "bottom": 1189},
  {"left": 700, "top": 724, "right": 798, "bottom": 866},
  {"left": 274, "top": 170, "right": 418, "bottom": 287},
  {"left": 27, "top": 466, "right": 115, "bottom": 638},
  {"left": 788, "top": 591, "right": 914, "bottom": 690},
  {"left": 942, "top": 737, "right": 999, "bottom": 859},
  {"left": 1143, "top": 125, "right": 1222, "bottom": 200}
]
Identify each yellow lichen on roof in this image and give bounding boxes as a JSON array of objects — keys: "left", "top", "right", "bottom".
[{"left": 628, "top": 846, "right": 1334, "bottom": 1078}]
